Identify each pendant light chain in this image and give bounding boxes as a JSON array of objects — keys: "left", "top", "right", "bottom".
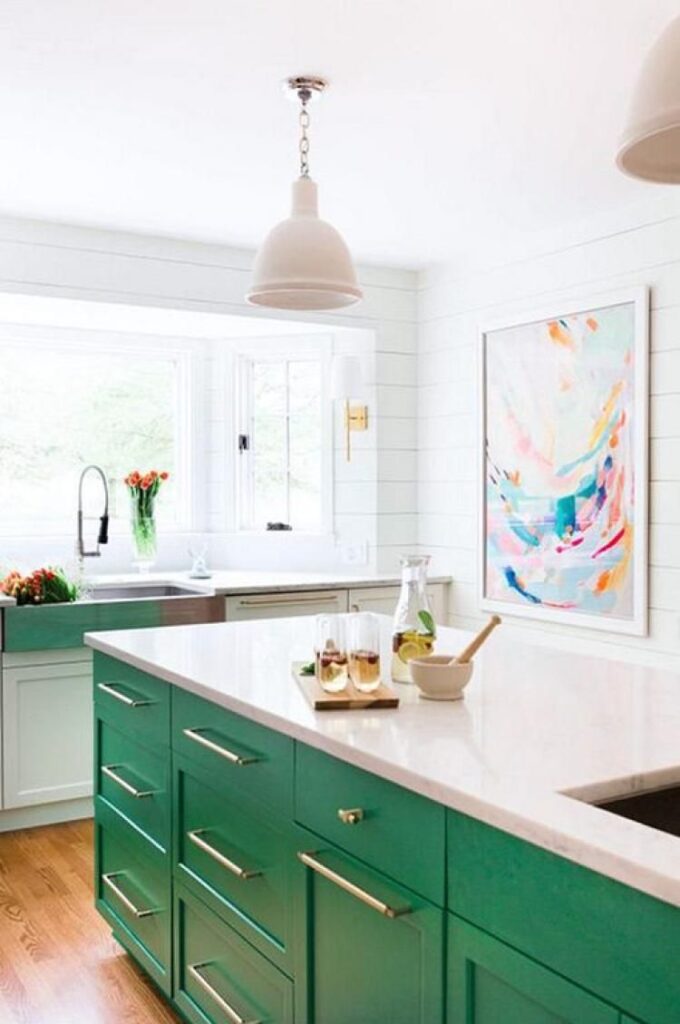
[{"left": 298, "top": 88, "right": 311, "bottom": 178}]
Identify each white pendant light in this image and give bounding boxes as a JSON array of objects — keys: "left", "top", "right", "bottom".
[
  {"left": 247, "top": 76, "right": 363, "bottom": 311},
  {"left": 617, "top": 15, "right": 680, "bottom": 182}
]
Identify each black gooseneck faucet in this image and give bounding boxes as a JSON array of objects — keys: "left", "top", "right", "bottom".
[{"left": 77, "top": 465, "right": 110, "bottom": 557}]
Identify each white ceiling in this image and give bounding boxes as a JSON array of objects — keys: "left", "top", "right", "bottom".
[{"left": 1, "top": 0, "right": 680, "bottom": 269}]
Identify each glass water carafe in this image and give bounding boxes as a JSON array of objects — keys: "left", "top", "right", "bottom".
[{"left": 391, "top": 555, "right": 436, "bottom": 683}]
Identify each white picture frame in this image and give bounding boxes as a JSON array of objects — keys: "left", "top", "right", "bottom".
[{"left": 478, "top": 286, "right": 649, "bottom": 636}]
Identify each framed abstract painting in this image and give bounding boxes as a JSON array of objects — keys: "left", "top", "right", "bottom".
[{"left": 479, "top": 287, "right": 649, "bottom": 635}]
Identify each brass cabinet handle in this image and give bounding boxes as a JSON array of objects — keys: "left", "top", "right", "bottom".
[
  {"left": 101, "top": 764, "right": 156, "bottom": 799},
  {"left": 97, "top": 682, "right": 153, "bottom": 708},
  {"left": 237, "top": 594, "right": 340, "bottom": 608},
  {"left": 182, "top": 728, "right": 260, "bottom": 766},
  {"left": 188, "top": 962, "right": 261, "bottom": 1024},
  {"left": 297, "top": 851, "right": 411, "bottom": 919},
  {"left": 102, "top": 872, "right": 158, "bottom": 918},
  {"left": 337, "top": 807, "right": 364, "bottom": 825},
  {"left": 187, "top": 829, "right": 262, "bottom": 880}
]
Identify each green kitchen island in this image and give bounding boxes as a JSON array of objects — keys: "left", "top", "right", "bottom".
[{"left": 85, "top": 616, "right": 680, "bottom": 1024}]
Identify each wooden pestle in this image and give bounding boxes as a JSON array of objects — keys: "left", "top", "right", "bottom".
[{"left": 453, "top": 615, "right": 501, "bottom": 664}]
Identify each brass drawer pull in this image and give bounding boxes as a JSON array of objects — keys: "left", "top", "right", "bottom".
[
  {"left": 102, "top": 872, "right": 158, "bottom": 918},
  {"left": 297, "top": 851, "right": 411, "bottom": 919},
  {"left": 338, "top": 807, "right": 364, "bottom": 825},
  {"left": 97, "top": 682, "right": 153, "bottom": 708},
  {"left": 183, "top": 728, "right": 260, "bottom": 765},
  {"left": 187, "top": 829, "right": 262, "bottom": 880},
  {"left": 237, "top": 594, "right": 340, "bottom": 608},
  {"left": 188, "top": 962, "right": 261, "bottom": 1024},
  {"left": 101, "top": 764, "right": 156, "bottom": 799}
]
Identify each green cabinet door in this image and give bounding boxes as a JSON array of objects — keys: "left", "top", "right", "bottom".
[
  {"left": 95, "top": 810, "right": 171, "bottom": 995},
  {"left": 295, "top": 828, "right": 444, "bottom": 1024},
  {"left": 174, "top": 883, "right": 294, "bottom": 1024},
  {"left": 448, "top": 915, "right": 618, "bottom": 1024}
]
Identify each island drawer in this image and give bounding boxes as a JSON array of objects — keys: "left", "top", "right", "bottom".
[
  {"left": 295, "top": 744, "right": 445, "bottom": 906},
  {"left": 96, "top": 716, "right": 170, "bottom": 854},
  {"left": 96, "top": 814, "right": 171, "bottom": 995},
  {"left": 172, "top": 688, "right": 294, "bottom": 815},
  {"left": 94, "top": 653, "right": 170, "bottom": 750},
  {"left": 174, "top": 883, "right": 294, "bottom": 1024},
  {"left": 175, "top": 756, "right": 294, "bottom": 974}
]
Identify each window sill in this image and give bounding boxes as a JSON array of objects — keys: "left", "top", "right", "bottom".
[{"left": 231, "top": 530, "right": 334, "bottom": 540}]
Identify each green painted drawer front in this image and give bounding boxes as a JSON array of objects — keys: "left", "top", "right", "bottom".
[
  {"left": 96, "top": 716, "right": 170, "bottom": 854},
  {"left": 172, "top": 687, "right": 294, "bottom": 815},
  {"left": 174, "top": 883, "right": 294, "bottom": 1024},
  {"left": 294, "top": 826, "right": 444, "bottom": 1024},
  {"left": 94, "top": 653, "right": 169, "bottom": 750},
  {"left": 448, "top": 811, "right": 680, "bottom": 1024},
  {"left": 295, "top": 744, "right": 445, "bottom": 905},
  {"left": 95, "top": 813, "right": 171, "bottom": 995},
  {"left": 175, "top": 756, "right": 295, "bottom": 974},
  {"left": 447, "top": 915, "right": 618, "bottom": 1024}
]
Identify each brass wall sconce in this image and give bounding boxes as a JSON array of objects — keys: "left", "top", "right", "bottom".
[{"left": 330, "top": 355, "right": 368, "bottom": 461}]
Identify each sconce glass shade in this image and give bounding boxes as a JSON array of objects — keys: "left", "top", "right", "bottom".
[
  {"left": 247, "top": 177, "right": 363, "bottom": 311},
  {"left": 330, "top": 354, "right": 362, "bottom": 399},
  {"left": 617, "top": 15, "right": 680, "bottom": 182}
]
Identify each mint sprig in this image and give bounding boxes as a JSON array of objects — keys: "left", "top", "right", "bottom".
[{"left": 418, "top": 609, "right": 436, "bottom": 637}]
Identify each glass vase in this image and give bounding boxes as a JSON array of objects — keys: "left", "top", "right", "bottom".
[
  {"left": 131, "top": 503, "right": 157, "bottom": 573},
  {"left": 391, "top": 554, "right": 435, "bottom": 683}
]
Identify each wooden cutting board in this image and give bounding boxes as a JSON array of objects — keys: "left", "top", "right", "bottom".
[{"left": 292, "top": 662, "right": 399, "bottom": 710}]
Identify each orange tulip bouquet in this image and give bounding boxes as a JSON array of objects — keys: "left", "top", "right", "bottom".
[{"left": 124, "top": 470, "right": 169, "bottom": 571}]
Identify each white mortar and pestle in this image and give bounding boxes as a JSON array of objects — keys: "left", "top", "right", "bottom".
[{"left": 410, "top": 615, "right": 501, "bottom": 700}]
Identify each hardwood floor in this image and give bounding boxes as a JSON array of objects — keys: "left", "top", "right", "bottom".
[{"left": 0, "top": 819, "right": 181, "bottom": 1024}]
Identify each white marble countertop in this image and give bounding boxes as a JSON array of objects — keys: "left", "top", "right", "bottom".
[
  {"left": 0, "top": 595, "right": 16, "bottom": 607},
  {"left": 84, "top": 569, "right": 450, "bottom": 596},
  {"left": 85, "top": 616, "right": 680, "bottom": 909}
]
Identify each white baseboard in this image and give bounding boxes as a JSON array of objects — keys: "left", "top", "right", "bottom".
[{"left": 0, "top": 797, "right": 93, "bottom": 833}]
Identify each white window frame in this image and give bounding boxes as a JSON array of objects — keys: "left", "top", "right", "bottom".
[
  {"left": 0, "top": 322, "right": 206, "bottom": 537},
  {"left": 233, "top": 336, "right": 333, "bottom": 535}
]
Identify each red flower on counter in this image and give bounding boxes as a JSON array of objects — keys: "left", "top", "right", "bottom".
[{"left": 0, "top": 567, "right": 79, "bottom": 605}]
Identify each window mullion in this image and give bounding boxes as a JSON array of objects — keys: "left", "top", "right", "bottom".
[
  {"left": 243, "top": 358, "right": 255, "bottom": 530},
  {"left": 285, "top": 360, "right": 291, "bottom": 525}
]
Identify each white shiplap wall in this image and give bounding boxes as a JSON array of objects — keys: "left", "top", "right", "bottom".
[
  {"left": 417, "top": 213, "right": 680, "bottom": 659},
  {"left": 0, "top": 216, "right": 417, "bottom": 573}
]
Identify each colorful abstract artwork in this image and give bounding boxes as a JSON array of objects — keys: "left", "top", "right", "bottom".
[{"left": 481, "top": 290, "right": 648, "bottom": 634}]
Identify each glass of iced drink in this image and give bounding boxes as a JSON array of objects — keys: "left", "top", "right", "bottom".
[
  {"left": 348, "top": 612, "right": 382, "bottom": 693},
  {"left": 315, "top": 615, "right": 349, "bottom": 693}
]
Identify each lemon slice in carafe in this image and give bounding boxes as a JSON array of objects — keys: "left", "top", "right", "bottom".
[{"left": 397, "top": 641, "right": 422, "bottom": 664}]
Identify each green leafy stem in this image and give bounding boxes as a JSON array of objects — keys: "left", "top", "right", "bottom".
[{"left": 418, "top": 609, "right": 436, "bottom": 637}]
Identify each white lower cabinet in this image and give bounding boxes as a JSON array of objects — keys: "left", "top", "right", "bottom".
[
  {"left": 226, "top": 589, "right": 349, "bottom": 621},
  {"left": 226, "top": 583, "right": 449, "bottom": 623},
  {"left": 349, "top": 583, "right": 447, "bottom": 623},
  {"left": 2, "top": 648, "right": 93, "bottom": 808}
]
